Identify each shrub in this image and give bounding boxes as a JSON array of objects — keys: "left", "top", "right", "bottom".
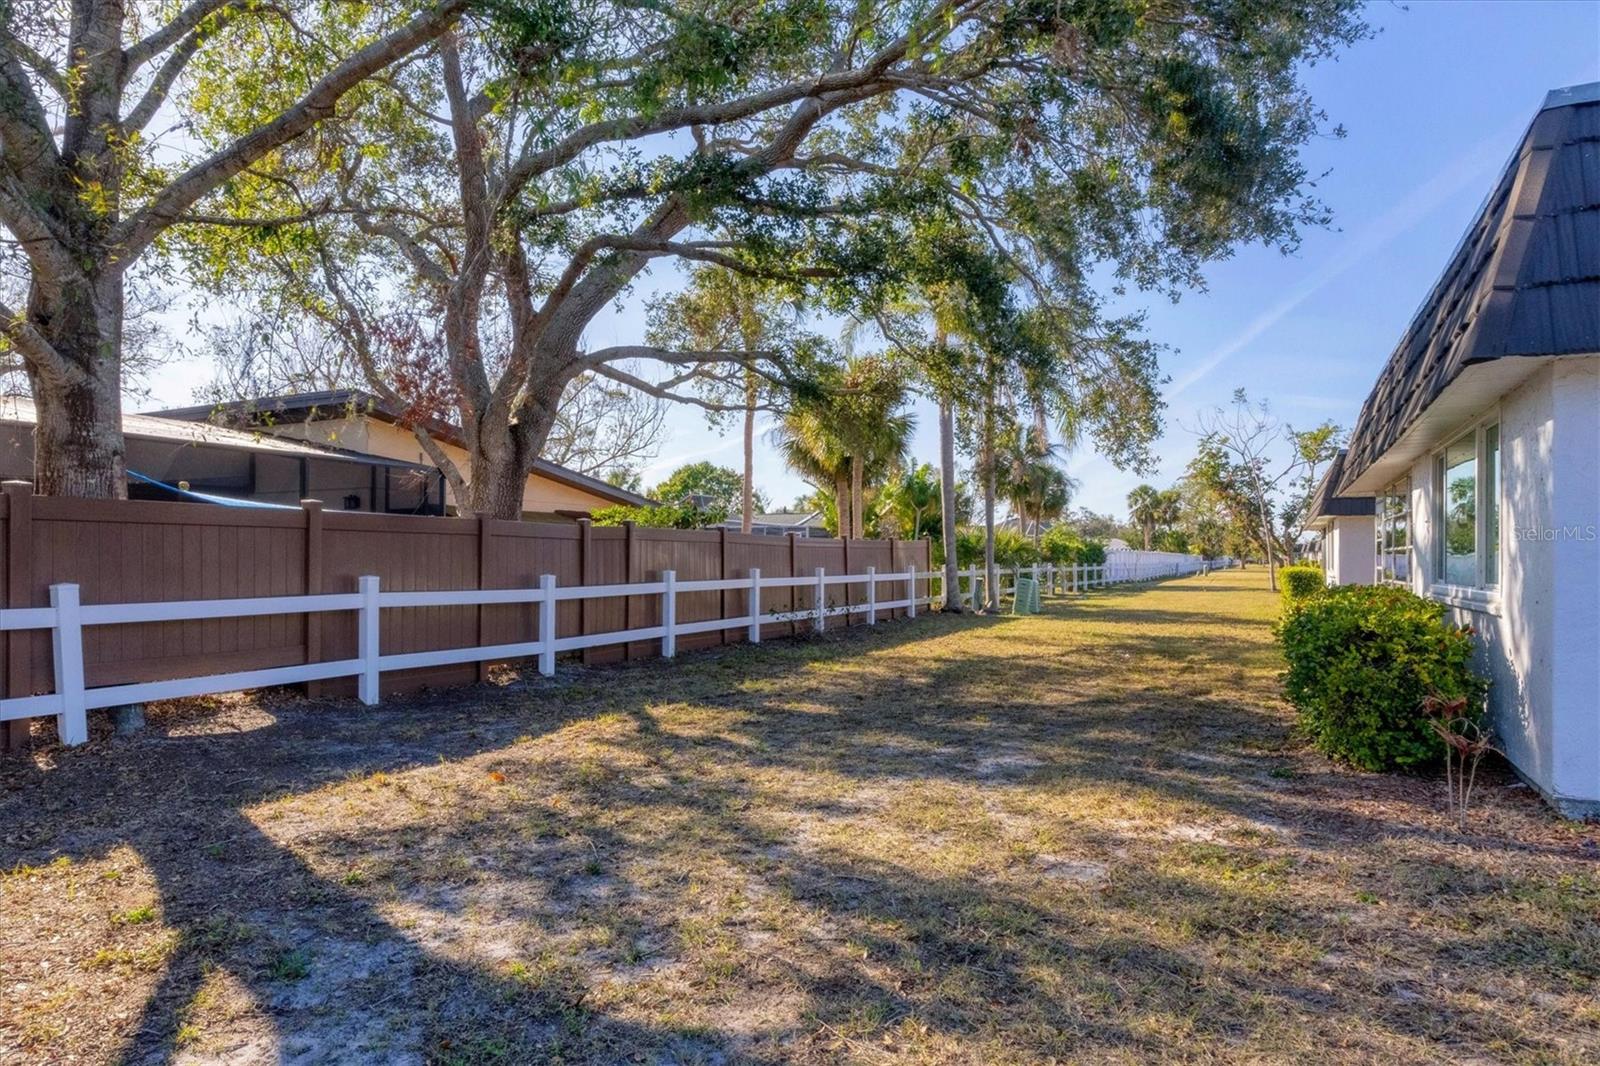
[
  {"left": 1277, "top": 585, "right": 1487, "bottom": 771},
  {"left": 591, "top": 501, "right": 724, "bottom": 528},
  {"left": 1040, "top": 525, "right": 1082, "bottom": 564},
  {"left": 1279, "top": 564, "right": 1325, "bottom": 608},
  {"left": 993, "top": 529, "right": 1039, "bottom": 567},
  {"left": 1039, "top": 527, "right": 1106, "bottom": 565}
]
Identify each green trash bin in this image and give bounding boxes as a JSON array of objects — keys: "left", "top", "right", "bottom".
[{"left": 1012, "top": 576, "right": 1040, "bottom": 615}]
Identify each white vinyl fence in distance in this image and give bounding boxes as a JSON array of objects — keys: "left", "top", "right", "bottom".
[{"left": 1, "top": 557, "right": 1221, "bottom": 746}]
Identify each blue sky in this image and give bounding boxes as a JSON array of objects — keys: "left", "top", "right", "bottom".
[
  {"left": 141, "top": 1, "right": 1600, "bottom": 519},
  {"left": 623, "top": 0, "right": 1600, "bottom": 516}
]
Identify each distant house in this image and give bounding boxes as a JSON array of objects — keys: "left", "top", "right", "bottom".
[
  {"left": 1305, "top": 451, "right": 1377, "bottom": 582},
  {"left": 151, "top": 390, "right": 649, "bottom": 519},
  {"left": 0, "top": 397, "right": 448, "bottom": 513},
  {"left": 1306, "top": 82, "right": 1599, "bottom": 815},
  {"left": 1104, "top": 537, "right": 1131, "bottom": 553},
  {"left": 719, "top": 511, "right": 832, "bottom": 538}
]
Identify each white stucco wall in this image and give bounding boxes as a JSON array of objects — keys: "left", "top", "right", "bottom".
[
  {"left": 1325, "top": 515, "right": 1375, "bottom": 586},
  {"left": 1406, "top": 359, "right": 1600, "bottom": 814}
]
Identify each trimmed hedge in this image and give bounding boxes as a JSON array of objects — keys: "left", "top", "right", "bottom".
[
  {"left": 1279, "top": 564, "right": 1325, "bottom": 608},
  {"left": 1276, "top": 584, "right": 1487, "bottom": 771}
]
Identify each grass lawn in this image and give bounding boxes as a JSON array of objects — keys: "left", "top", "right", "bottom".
[{"left": 2, "top": 568, "right": 1596, "bottom": 1064}]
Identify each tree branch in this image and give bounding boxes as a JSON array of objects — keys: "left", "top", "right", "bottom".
[
  {"left": 124, "top": 16, "right": 231, "bottom": 133},
  {"left": 113, "top": 0, "right": 468, "bottom": 261},
  {"left": 0, "top": 299, "right": 80, "bottom": 388},
  {"left": 123, "top": 0, "right": 238, "bottom": 74},
  {"left": 588, "top": 362, "right": 780, "bottom": 415},
  {"left": 1, "top": 28, "right": 66, "bottom": 96},
  {"left": 0, "top": 46, "right": 64, "bottom": 188}
]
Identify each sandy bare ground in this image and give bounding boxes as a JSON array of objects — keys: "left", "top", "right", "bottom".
[{"left": 1, "top": 569, "right": 1596, "bottom": 1064}]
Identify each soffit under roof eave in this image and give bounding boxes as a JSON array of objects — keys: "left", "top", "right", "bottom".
[{"left": 1339, "top": 355, "right": 1572, "bottom": 494}]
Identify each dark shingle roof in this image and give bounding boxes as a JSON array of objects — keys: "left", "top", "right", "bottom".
[
  {"left": 1306, "top": 451, "right": 1375, "bottom": 520},
  {"left": 1339, "top": 83, "right": 1600, "bottom": 492}
]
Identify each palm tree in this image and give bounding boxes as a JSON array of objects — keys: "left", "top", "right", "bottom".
[
  {"left": 1007, "top": 457, "right": 1078, "bottom": 550},
  {"left": 646, "top": 260, "right": 806, "bottom": 534},
  {"left": 1154, "top": 488, "right": 1183, "bottom": 544},
  {"left": 1127, "top": 484, "right": 1162, "bottom": 550},
  {"left": 881, "top": 464, "right": 942, "bottom": 539},
  {"left": 771, "top": 356, "right": 913, "bottom": 538},
  {"left": 835, "top": 357, "right": 914, "bottom": 537},
  {"left": 771, "top": 407, "right": 853, "bottom": 535}
]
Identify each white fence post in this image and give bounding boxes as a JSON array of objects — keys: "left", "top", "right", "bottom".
[
  {"left": 48, "top": 583, "right": 87, "bottom": 746},
  {"left": 906, "top": 565, "right": 917, "bottom": 619},
  {"left": 747, "top": 568, "right": 762, "bottom": 643},
  {"left": 814, "top": 567, "right": 826, "bottom": 633},
  {"left": 357, "top": 575, "right": 380, "bottom": 706},
  {"left": 866, "top": 566, "right": 877, "bottom": 625},
  {"left": 661, "top": 569, "right": 677, "bottom": 658},
  {"left": 538, "top": 573, "right": 556, "bottom": 677}
]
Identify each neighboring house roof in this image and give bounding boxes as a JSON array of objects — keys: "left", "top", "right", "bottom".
[
  {"left": 751, "top": 511, "right": 826, "bottom": 527},
  {"left": 1305, "top": 451, "right": 1376, "bottom": 527},
  {"left": 1339, "top": 82, "right": 1600, "bottom": 493},
  {"left": 0, "top": 396, "right": 423, "bottom": 470},
  {"left": 720, "top": 511, "right": 828, "bottom": 530},
  {"left": 148, "top": 389, "right": 650, "bottom": 508}
]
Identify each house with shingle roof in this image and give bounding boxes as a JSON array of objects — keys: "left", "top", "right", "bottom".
[{"left": 1306, "top": 82, "right": 1600, "bottom": 815}]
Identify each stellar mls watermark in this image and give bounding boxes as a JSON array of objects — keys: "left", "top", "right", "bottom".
[{"left": 1511, "top": 524, "right": 1598, "bottom": 542}]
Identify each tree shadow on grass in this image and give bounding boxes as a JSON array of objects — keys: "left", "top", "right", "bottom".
[{"left": 0, "top": 595, "right": 1582, "bottom": 1062}]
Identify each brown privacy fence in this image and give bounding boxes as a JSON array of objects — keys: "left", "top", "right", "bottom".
[{"left": 0, "top": 484, "right": 930, "bottom": 747}]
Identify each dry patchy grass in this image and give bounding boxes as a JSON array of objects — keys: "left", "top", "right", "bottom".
[{"left": 1, "top": 569, "right": 1596, "bottom": 1064}]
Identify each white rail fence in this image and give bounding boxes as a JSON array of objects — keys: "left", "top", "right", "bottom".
[{"left": 0, "top": 557, "right": 1220, "bottom": 746}]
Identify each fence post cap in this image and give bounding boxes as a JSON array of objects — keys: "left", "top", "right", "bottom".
[
  {"left": 300, "top": 498, "right": 323, "bottom": 511},
  {"left": 3, "top": 479, "right": 33, "bottom": 495},
  {"left": 576, "top": 516, "right": 591, "bottom": 527}
]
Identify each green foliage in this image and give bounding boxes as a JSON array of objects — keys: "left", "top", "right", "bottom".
[
  {"left": 771, "top": 355, "right": 913, "bottom": 537},
  {"left": 591, "top": 502, "right": 723, "bottom": 529},
  {"left": 945, "top": 529, "right": 987, "bottom": 568},
  {"left": 992, "top": 530, "right": 1039, "bottom": 567},
  {"left": 1039, "top": 526, "right": 1105, "bottom": 565},
  {"left": 648, "top": 462, "right": 760, "bottom": 518},
  {"left": 1279, "top": 564, "right": 1325, "bottom": 607},
  {"left": 878, "top": 464, "right": 944, "bottom": 540},
  {"left": 1276, "top": 586, "right": 1487, "bottom": 771},
  {"left": 1152, "top": 529, "right": 1190, "bottom": 554}
]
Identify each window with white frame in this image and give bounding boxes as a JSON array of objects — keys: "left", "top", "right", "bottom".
[
  {"left": 1434, "top": 421, "right": 1500, "bottom": 589},
  {"left": 1374, "top": 477, "right": 1411, "bottom": 586}
]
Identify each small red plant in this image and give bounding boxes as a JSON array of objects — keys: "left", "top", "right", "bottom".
[{"left": 1423, "top": 693, "right": 1496, "bottom": 830}]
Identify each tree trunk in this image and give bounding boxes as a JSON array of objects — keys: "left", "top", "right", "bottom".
[
  {"left": 983, "top": 458, "right": 997, "bottom": 612},
  {"left": 981, "top": 383, "right": 998, "bottom": 613},
  {"left": 458, "top": 383, "right": 562, "bottom": 519},
  {"left": 741, "top": 370, "right": 756, "bottom": 534},
  {"left": 938, "top": 397, "right": 961, "bottom": 611},
  {"left": 850, "top": 455, "right": 865, "bottom": 539},
  {"left": 26, "top": 273, "right": 129, "bottom": 498},
  {"left": 833, "top": 471, "right": 851, "bottom": 539},
  {"left": 1259, "top": 497, "right": 1279, "bottom": 591}
]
